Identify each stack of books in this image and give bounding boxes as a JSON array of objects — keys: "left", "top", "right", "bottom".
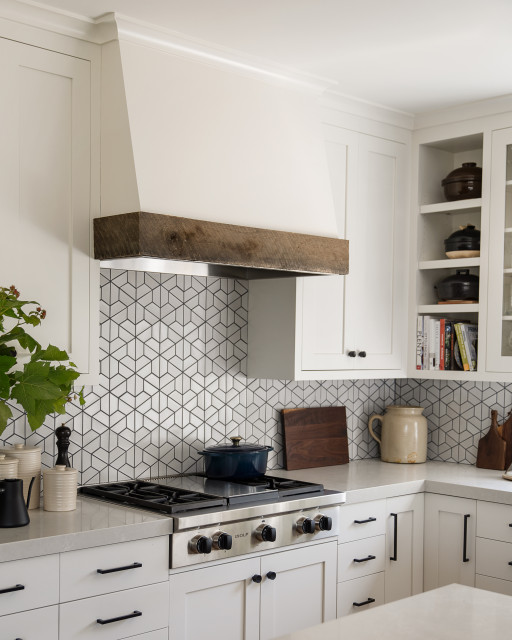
[{"left": 416, "top": 317, "right": 478, "bottom": 371}]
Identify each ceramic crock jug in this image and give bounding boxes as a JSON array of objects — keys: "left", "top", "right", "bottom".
[{"left": 368, "top": 405, "right": 427, "bottom": 464}]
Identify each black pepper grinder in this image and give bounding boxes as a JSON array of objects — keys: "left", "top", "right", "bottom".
[{"left": 55, "top": 424, "right": 71, "bottom": 467}]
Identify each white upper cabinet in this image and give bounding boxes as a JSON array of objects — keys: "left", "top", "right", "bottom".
[
  {"left": 248, "top": 125, "right": 409, "bottom": 380},
  {"left": 0, "top": 35, "right": 99, "bottom": 383}
]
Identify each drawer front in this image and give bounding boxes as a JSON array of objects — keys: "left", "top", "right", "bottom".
[
  {"left": 59, "top": 581, "right": 169, "bottom": 640},
  {"left": 339, "top": 501, "right": 386, "bottom": 542},
  {"left": 121, "top": 630, "right": 168, "bottom": 640},
  {"left": 337, "top": 572, "right": 384, "bottom": 617},
  {"left": 476, "top": 537, "right": 512, "bottom": 582},
  {"left": 477, "top": 501, "right": 512, "bottom": 542},
  {"left": 1, "top": 604, "right": 58, "bottom": 639},
  {"left": 0, "top": 554, "right": 59, "bottom": 616},
  {"left": 60, "top": 536, "right": 169, "bottom": 602},
  {"left": 476, "top": 573, "right": 512, "bottom": 596},
  {"left": 338, "top": 535, "right": 386, "bottom": 582}
]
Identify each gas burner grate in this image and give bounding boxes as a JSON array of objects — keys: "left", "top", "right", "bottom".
[
  {"left": 231, "top": 475, "right": 324, "bottom": 497},
  {"left": 80, "top": 480, "right": 227, "bottom": 514}
]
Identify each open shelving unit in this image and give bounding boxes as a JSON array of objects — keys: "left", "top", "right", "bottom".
[{"left": 412, "top": 132, "right": 483, "bottom": 377}]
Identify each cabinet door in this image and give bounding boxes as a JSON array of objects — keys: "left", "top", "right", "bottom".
[
  {"left": 385, "top": 494, "right": 424, "bottom": 603},
  {"left": 259, "top": 541, "right": 337, "bottom": 640},
  {"left": 487, "top": 126, "right": 512, "bottom": 372},
  {"left": 424, "top": 494, "right": 476, "bottom": 591},
  {"left": 301, "top": 129, "right": 407, "bottom": 372},
  {"left": 169, "top": 558, "right": 260, "bottom": 640},
  {"left": 0, "top": 37, "right": 98, "bottom": 382}
]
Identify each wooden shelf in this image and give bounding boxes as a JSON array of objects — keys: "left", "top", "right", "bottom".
[
  {"left": 418, "top": 303, "right": 479, "bottom": 314},
  {"left": 503, "top": 316, "right": 512, "bottom": 321},
  {"left": 418, "top": 258, "right": 480, "bottom": 270},
  {"left": 419, "top": 199, "right": 482, "bottom": 215},
  {"left": 412, "top": 369, "right": 481, "bottom": 380},
  {"left": 504, "top": 227, "right": 512, "bottom": 234}
]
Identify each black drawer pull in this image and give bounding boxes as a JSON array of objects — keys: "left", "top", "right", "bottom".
[
  {"left": 0, "top": 584, "right": 24, "bottom": 595},
  {"left": 353, "top": 597, "right": 375, "bottom": 607},
  {"left": 353, "top": 555, "right": 376, "bottom": 563},
  {"left": 463, "top": 514, "right": 470, "bottom": 563},
  {"left": 97, "top": 610, "right": 142, "bottom": 625},
  {"left": 508, "top": 561, "right": 512, "bottom": 566},
  {"left": 390, "top": 512, "right": 398, "bottom": 561},
  {"left": 97, "top": 562, "right": 142, "bottom": 575},
  {"left": 354, "top": 517, "right": 376, "bottom": 524}
]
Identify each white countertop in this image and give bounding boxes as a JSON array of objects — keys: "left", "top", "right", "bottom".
[
  {"left": 0, "top": 496, "right": 172, "bottom": 562},
  {"left": 273, "top": 459, "right": 512, "bottom": 504},
  {"left": 275, "top": 584, "right": 512, "bottom": 639}
]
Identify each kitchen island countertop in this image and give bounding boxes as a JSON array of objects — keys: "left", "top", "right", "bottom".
[
  {"left": 273, "top": 458, "right": 512, "bottom": 504},
  {"left": 275, "top": 583, "right": 512, "bottom": 639}
]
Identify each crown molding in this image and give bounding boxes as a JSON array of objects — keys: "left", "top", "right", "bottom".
[
  {"left": 414, "top": 93, "right": 512, "bottom": 130},
  {"left": 114, "top": 14, "right": 337, "bottom": 94}
]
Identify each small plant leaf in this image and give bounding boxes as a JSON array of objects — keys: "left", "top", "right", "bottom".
[
  {"left": 0, "top": 400, "right": 12, "bottom": 435},
  {"left": 32, "top": 345, "right": 70, "bottom": 362}
]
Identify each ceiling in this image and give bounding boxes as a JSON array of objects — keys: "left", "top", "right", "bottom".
[{"left": 34, "top": 0, "right": 512, "bottom": 114}]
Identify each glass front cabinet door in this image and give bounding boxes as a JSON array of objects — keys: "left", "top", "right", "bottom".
[{"left": 487, "top": 127, "right": 512, "bottom": 372}]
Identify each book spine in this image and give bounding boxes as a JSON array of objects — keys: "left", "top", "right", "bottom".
[
  {"left": 466, "top": 324, "right": 478, "bottom": 371},
  {"left": 429, "top": 318, "right": 436, "bottom": 370},
  {"left": 434, "top": 319, "right": 440, "bottom": 371},
  {"left": 462, "top": 324, "right": 477, "bottom": 371},
  {"left": 423, "top": 316, "right": 430, "bottom": 370},
  {"left": 416, "top": 316, "right": 423, "bottom": 370},
  {"left": 439, "top": 318, "right": 445, "bottom": 371},
  {"left": 454, "top": 323, "right": 470, "bottom": 371},
  {"left": 444, "top": 322, "right": 452, "bottom": 370}
]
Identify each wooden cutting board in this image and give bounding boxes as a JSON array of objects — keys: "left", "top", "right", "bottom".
[
  {"left": 498, "top": 411, "right": 512, "bottom": 471},
  {"left": 281, "top": 406, "right": 349, "bottom": 470},
  {"left": 476, "top": 409, "right": 507, "bottom": 470}
]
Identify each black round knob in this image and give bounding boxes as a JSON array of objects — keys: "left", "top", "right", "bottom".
[
  {"left": 358, "top": 351, "right": 367, "bottom": 358},
  {"left": 196, "top": 536, "right": 212, "bottom": 554},
  {"left": 266, "top": 571, "right": 277, "bottom": 581},
  {"left": 348, "top": 350, "right": 356, "bottom": 357},
  {"left": 302, "top": 518, "right": 316, "bottom": 534},
  {"left": 217, "top": 533, "right": 232, "bottom": 550},
  {"left": 316, "top": 515, "right": 333, "bottom": 531},
  {"left": 252, "top": 574, "right": 262, "bottom": 583},
  {"left": 256, "top": 524, "right": 277, "bottom": 542}
]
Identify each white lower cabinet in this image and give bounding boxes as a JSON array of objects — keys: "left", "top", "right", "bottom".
[
  {"left": 0, "top": 554, "right": 59, "bottom": 616},
  {"left": 385, "top": 494, "right": 424, "bottom": 603},
  {"left": 168, "top": 541, "right": 337, "bottom": 640},
  {"left": 59, "top": 582, "right": 169, "bottom": 640},
  {"left": 1, "top": 604, "right": 58, "bottom": 639},
  {"left": 424, "top": 494, "right": 476, "bottom": 590},
  {"left": 475, "top": 500, "right": 512, "bottom": 596}
]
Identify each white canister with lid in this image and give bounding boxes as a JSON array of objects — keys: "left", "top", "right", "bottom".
[
  {"left": 43, "top": 465, "right": 78, "bottom": 512},
  {"left": 0, "top": 454, "right": 19, "bottom": 479},
  {"left": 0, "top": 444, "right": 42, "bottom": 509}
]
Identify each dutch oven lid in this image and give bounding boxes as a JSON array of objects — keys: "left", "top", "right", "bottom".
[
  {"left": 201, "top": 436, "right": 273, "bottom": 454},
  {"left": 445, "top": 225, "right": 480, "bottom": 241},
  {"left": 437, "top": 269, "right": 479, "bottom": 285},
  {"left": 442, "top": 162, "right": 482, "bottom": 186}
]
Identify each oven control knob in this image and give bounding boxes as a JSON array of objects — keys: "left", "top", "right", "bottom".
[
  {"left": 212, "top": 531, "right": 233, "bottom": 551},
  {"left": 189, "top": 535, "right": 213, "bottom": 554},
  {"left": 255, "top": 524, "right": 277, "bottom": 542},
  {"left": 315, "top": 514, "right": 333, "bottom": 531},
  {"left": 296, "top": 517, "right": 316, "bottom": 534}
]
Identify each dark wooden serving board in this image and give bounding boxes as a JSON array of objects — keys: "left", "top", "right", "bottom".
[
  {"left": 281, "top": 406, "right": 349, "bottom": 470},
  {"left": 476, "top": 409, "right": 507, "bottom": 470}
]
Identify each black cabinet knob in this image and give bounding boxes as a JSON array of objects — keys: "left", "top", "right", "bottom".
[
  {"left": 315, "top": 515, "right": 333, "bottom": 531},
  {"left": 358, "top": 351, "right": 367, "bottom": 358},
  {"left": 252, "top": 574, "right": 262, "bottom": 583},
  {"left": 256, "top": 524, "right": 277, "bottom": 542},
  {"left": 266, "top": 571, "right": 277, "bottom": 580},
  {"left": 348, "top": 350, "right": 356, "bottom": 357}
]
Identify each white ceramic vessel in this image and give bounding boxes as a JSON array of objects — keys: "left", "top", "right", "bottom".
[
  {"left": 0, "top": 454, "right": 19, "bottom": 479},
  {"left": 43, "top": 465, "right": 78, "bottom": 511},
  {"left": 368, "top": 405, "right": 428, "bottom": 464},
  {"left": 0, "top": 444, "right": 42, "bottom": 509}
]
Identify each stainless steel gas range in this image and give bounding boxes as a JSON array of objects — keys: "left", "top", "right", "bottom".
[{"left": 80, "top": 474, "right": 346, "bottom": 568}]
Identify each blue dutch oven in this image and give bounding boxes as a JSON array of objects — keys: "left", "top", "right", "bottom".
[{"left": 199, "top": 436, "right": 273, "bottom": 479}]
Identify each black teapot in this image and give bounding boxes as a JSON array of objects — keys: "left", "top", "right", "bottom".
[{"left": 0, "top": 477, "right": 35, "bottom": 528}]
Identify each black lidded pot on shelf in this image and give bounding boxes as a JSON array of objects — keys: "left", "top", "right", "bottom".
[
  {"left": 444, "top": 225, "right": 480, "bottom": 258},
  {"left": 441, "top": 162, "right": 482, "bottom": 201},
  {"left": 435, "top": 269, "right": 479, "bottom": 302}
]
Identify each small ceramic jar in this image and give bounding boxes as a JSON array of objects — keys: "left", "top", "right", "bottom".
[
  {"left": 43, "top": 465, "right": 78, "bottom": 512},
  {"left": 0, "top": 454, "right": 19, "bottom": 479},
  {"left": 0, "top": 444, "right": 42, "bottom": 509}
]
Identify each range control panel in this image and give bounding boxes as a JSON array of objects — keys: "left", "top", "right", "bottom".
[{"left": 170, "top": 505, "right": 340, "bottom": 569}]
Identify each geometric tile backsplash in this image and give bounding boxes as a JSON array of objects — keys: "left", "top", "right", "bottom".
[{"left": 1, "top": 269, "right": 511, "bottom": 485}]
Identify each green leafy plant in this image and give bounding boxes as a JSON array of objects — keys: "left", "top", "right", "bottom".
[{"left": 0, "top": 285, "right": 85, "bottom": 436}]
